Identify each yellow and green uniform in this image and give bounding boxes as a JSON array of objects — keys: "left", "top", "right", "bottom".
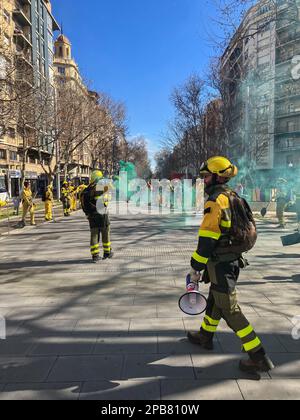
[
  {"left": 77, "top": 184, "right": 87, "bottom": 198},
  {"left": 61, "top": 184, "right": 71, "bottom": 216},
  {"left": 77, "top": 184, "right": 88, "bottom": 209},
  {"left": 69, "top": 185, "right": 77, "bottom": 212},
  {"left": 45, "top": 186, "right": 53, "bottom": 221},
  {"left": 191, "top": 184, "right": 265, "bottom": 361},
  {"left": 22, "top": 187, "right": 35, "bottom": 225},
  {"left": 82, "top": 183, "right": 111, "bottom": 258}
]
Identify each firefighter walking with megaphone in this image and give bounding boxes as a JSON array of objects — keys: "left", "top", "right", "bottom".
[{"left": 186, "top": 156, "right": 274, "bottom": 375}]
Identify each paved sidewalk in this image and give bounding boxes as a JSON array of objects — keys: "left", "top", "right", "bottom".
[
  {"left": 0, "top": 203, "right": 64, "bottom": 237},
  {"left": 0, "top": 209, "right": 299, "bottom": 400}
]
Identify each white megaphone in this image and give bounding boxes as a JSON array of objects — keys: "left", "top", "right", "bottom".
[{"left": 178, "top": 274, "right": 208, "bottom": 316}]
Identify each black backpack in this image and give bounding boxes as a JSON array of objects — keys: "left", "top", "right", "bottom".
[
  {"left": 80, "top": 186, "right": 96, "bottom": 216},
  {"left": 217, "top": 192, "right": 257, "bottom": 255}
]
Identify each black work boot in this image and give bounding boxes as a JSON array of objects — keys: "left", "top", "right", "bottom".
[
  {"left": 92, "top": 254, "right": 101, "bottom": 264},
  {"left": 103, "top": 252, "right": 114, "bottom": 260},
  {"left": 239, "top": 355, "right": 275, "bottom": 373},
  {"left": 187, "top": 331, "right": 214, "bottom": 350}
]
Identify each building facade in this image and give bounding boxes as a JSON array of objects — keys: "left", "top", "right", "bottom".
[
  {"left": 221, "top": 0, "right": 300, "bottom": 177},
  {"left": 53, "top": 34, "right": 94, "bottom": 183},
  {"left": 0, "top": 0, "right": 59, "bottom": 196}
]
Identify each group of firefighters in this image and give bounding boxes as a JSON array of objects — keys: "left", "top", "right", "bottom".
[
  {"left": 2, "top": 158, "right": 300, "bottom": 375},
  {"left": 17, "top": 180, "right": 88, "bottom": 226},
  {"left": 16, "top": 171, "right": 112, "bottom": 262}
]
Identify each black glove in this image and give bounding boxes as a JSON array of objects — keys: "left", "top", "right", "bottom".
[{"left": 201, "top": 269, "right": 210, "bottom": 284}]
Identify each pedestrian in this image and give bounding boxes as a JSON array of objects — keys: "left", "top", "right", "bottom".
[
  {"left": 69, "top": 182, "right": 77, "bottom": 212},
  {"left": 293, "top": 181, "right": 300, "bottom": 232},
  {"left": 81, "top": 170, "right": 113, "bottom": 263},
  {"left": 12, "top": 196, "right": 20, "bottom": 216},
  {"left": 44, "top": 183, "right": 54, "bottom": 222},
  {"left": 61, "top": 181, "right": 71, "bottom": 217},
  {"left": 275, "top": 178, "right": 289, "bottom": 228},
  {"left": 187, "top": 156, "right": 274, "bottom": 375},
  {"left": 21, "top": 181, "right": 36, "bottom": 226}
]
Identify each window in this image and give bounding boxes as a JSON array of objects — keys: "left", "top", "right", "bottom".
[
  {"left": 10, "top": 151, "right": 18, "bottom": 161},
  {"left": 7, "top": 128, "right": 15, "bottom": 138},
  {"left": 288, "top": 121, "right": 296, "bottom": 132},
  {"left": 0, "top": 149, "right": 7, "bottom": 160},
  {"left": 58, "top": 67, "right": 65, "bottom": 75}
]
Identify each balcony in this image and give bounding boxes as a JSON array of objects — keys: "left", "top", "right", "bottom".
[
  {"left": 275, "top": 125, "right": 300, "bottom": 135},
  {"left": 13, "top": 27, "right": 32, "bottom": 49},
  {"left": 276, "top": 108, "right": 300, "bottom": 119},
  {"left": 277, "top": 34, "right": 300, "bottom": 47},
  {"left": 15, "top": 50, "right": 33, "bottom": 68},
  {"left": 275, "top": 81, "right": 300, "bottom": 101},
  {"left": 275, "top": 138, "right": 300, "bottom": 151},
  {"left": 13, "top": 7, "right": 31, "bottom": 27}
]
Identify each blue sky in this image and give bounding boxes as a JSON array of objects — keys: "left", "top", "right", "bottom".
[{"left": 51, "top": 0, "right": 220, "bottom": 164}]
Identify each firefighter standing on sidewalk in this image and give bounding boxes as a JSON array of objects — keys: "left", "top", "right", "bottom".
[
  {"left": 21, "top": 181, "right": 36, "bottom": 226},
  {"left": 81, "top": 170, "right": 113, "bottom": 263},
  {"left": 61, "top": 181, "right": 71, "bottom": 217},
  {"left": 45, "top": 183, "right": 54, "bottom": 222},
  {"left": 187, "top": 156, "right": 274, "bottom": 375},
  {"left": 69, "top": 182, "right": 77, "bottom": 212}
]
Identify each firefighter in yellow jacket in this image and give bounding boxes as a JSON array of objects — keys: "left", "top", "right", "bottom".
[
  {"left": 77, "top": 183, "right": 88, "bottom": 209},
  {"left": 21, "top": 181, "right": 35, "bottom": 226},
  {"left": 61, "top": 181, "right": 71, "bottom": 217},
  {"left": 187, "top": 157, "right": 274, "bottom": 375},
  {"left": 45, "top": 183, "right": 54, "bottom": 222},
  {"left": 69, "top": 182, "right": 77, "bottom": 212}
]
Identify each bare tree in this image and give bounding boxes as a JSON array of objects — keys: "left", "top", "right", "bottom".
[
  {"left": 161, "top": 75, "right": 226, "bottom": 177},
  {"left": 125, "top": 136, "right": 152, "bottom": 179},
  {"left": 211, "top": 0, "right": 299, "bottom": 49}
]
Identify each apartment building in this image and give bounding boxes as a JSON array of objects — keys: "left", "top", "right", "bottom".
[
  {"left": 221, "top": 0, "right": 300, "bottom": 176},
  {"left": 53, "top": 33, "right": 94, "bottom": 183},
  {"left": 0, "top": 0, "right": 59, "bottom": 196}
]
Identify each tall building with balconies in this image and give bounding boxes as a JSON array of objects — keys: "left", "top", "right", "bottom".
[
  {"left": 274, "top": 0, "right": 300, "bottom": 169},
  {"left": 221, "top": 0, "right": 300, "bottom": 177},
  {"left": 0, "top": 0, "right": 59, "bottom": 196}
]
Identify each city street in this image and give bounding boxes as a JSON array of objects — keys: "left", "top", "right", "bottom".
[{"left": 0, "top": 208, "right": 299, "bottom": 400}]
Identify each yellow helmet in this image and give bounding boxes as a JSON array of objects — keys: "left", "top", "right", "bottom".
[
  {"left": 200, "top": 156, "right": 238, "bottom": 179},
  {"left": 90, "top": 170, "right": 103, "bottom": 184}
]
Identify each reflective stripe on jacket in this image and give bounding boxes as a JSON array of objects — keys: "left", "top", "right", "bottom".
[{"left": 191, "top": 185, "right": 232, "bottom": 272}]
